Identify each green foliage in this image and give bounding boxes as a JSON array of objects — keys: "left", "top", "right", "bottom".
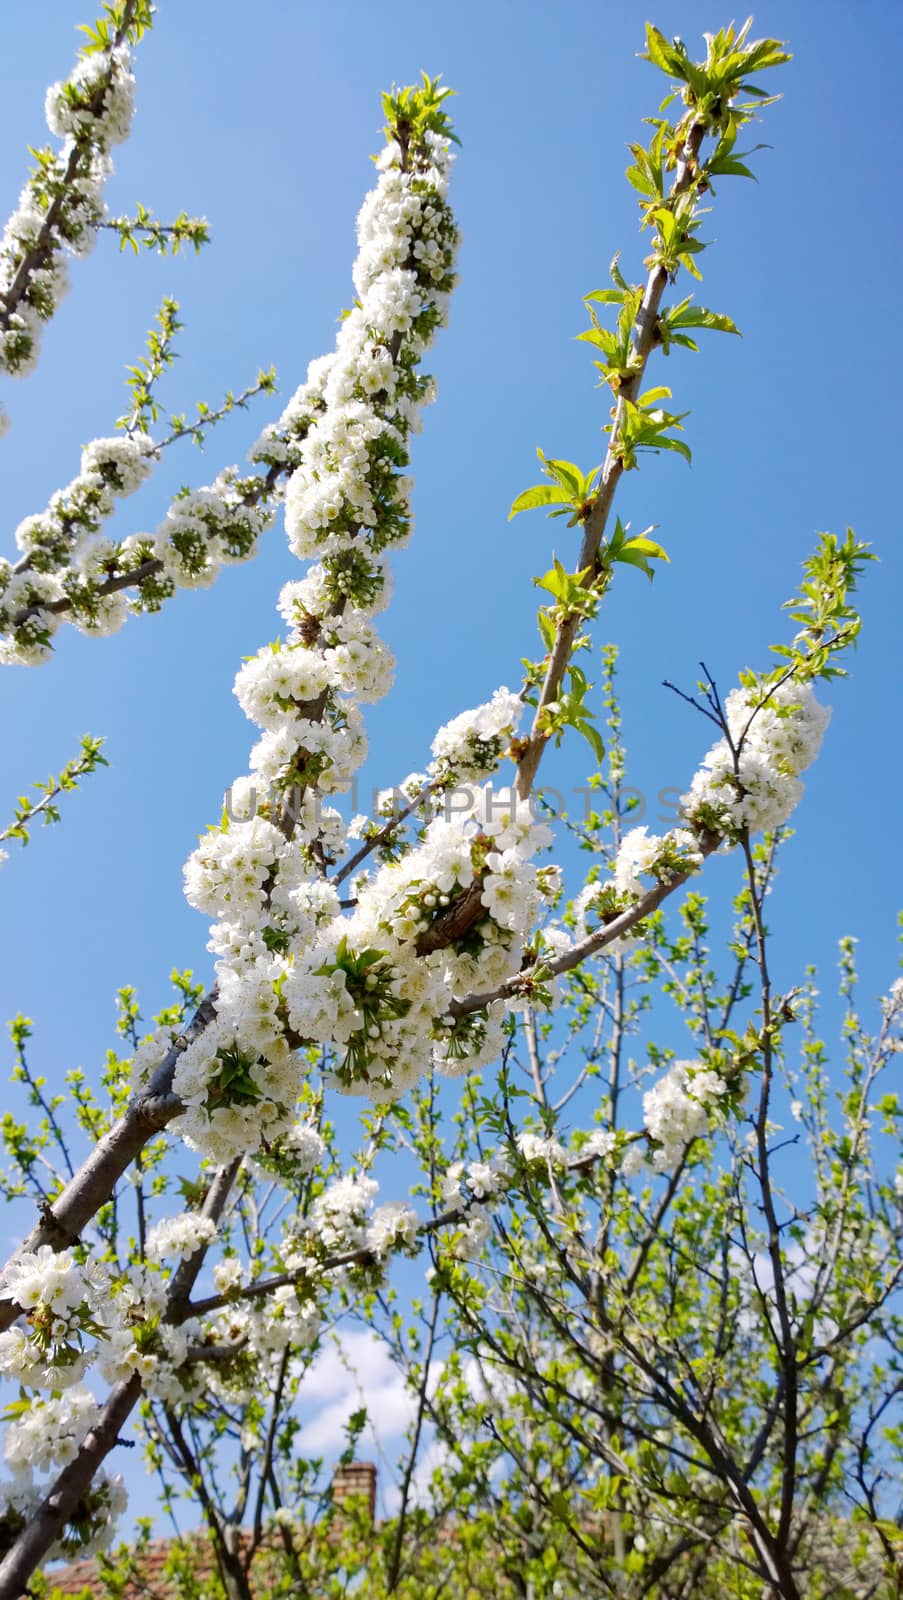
[
  {"left": 509, "top": 449, "right": 601, "bottom": 525},
  {"left": 642, "top": 19, "right": 791, "bottom": 134},
  {"left": 120, "top": 297, "right": 278, "bottom": 447},
  {"left": 608, "top": 388, "right": 691, "bottom": 469},
  {"left": 118, "top": 296, "right": 182, "bottom": 431},
  {"left": 104, "top": 205, "right": 209, "bottom": 258},
  {"left": 656, "top": 294, "right": 739, "bottom": 353},
  {"left": 0, "top": 734, "right": 107, "bottom": 852},
  {"left": 78, "top": 1, "right": 154, "bottom": 52},
  {"left": 604, "top": 516, "right": 669, "bottom": 580},
  {"left": 164, "top": 366, "right": 277, "bottom": 450},
  {"left": 580, "top": 267, "right": 645, "bottom": 391},
  {"left": 381, "top": 72, "right": 458, "bottom": 151},
  {"left": 532, "top": 659, "right": 606, "bottom": 765},
  {"left": 509, "top": 17, "right": 789, "bottom": 785},
  {"left": 770, "top": 529, "right": 874, "bottom": 682}
]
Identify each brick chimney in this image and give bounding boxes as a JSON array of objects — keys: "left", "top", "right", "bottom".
[{"left": 331, "top": 1460, "right": 377, "bottom": 1522}]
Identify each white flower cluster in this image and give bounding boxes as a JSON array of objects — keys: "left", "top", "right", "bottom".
[
  {"left": 642, "top": 1059, "right": 728, "bottom": 1171},
  {"left": 282, "top": 129, "right": 456, "bottom": 570},
  {"left": 178, "top": 773, "right": 555, "bottom": 1158},
  {"left": 682, "top": 680, "right": 830, "bottom": 839},
  {"left": 451, "top": 1209, "right": 493, "bottom": 1259},
  {"left": 0, "top": 1245, "right": 107, "bottom": 1390},
  {"left": 0, "top": 1467, "right": 126, "bottom": 1565},
  {"left": 213, "top": 1257, "right": 244, "bottom": 1294},
  {"left": 883, "top": 976, "right": 903, "bottom": 1028},
  {"left": 0, "top": 41, "right": 136, "bottom": 379},
  {"left": 430, "top": 686, "right": 524, "bottom": 783},
  {"left": 171, "top": 121, "right": 474, "bottom": 1155},
  {"left": 0, "top": 1223, "right": 227, "bottom": 1408},
  {"left": 1, "top": 453, "right": 273, "bottom": 664},
  {"left": 516, "top": 1130, "right": 568, "bottom": 1168},
  {"left": 0, "top": 1236, "right": 210, "bottom": 1414},
  {"left": 149, "top": 467, "right": 273, "bottom": 595},
  {"left": 308, "top": 1174, "right": 378, "bottom": 1253},
  {"left": 441, "top": 1151, "right": 513, "bottom": 1208},
  {"left": 0, "top": 1185, "right": 384, "bottom": 1543},
  {"left": 1, "top": 433, "right": 157, "bottom": 663},
  {"left": 236, "top": 1286, "right": 321, "bottom": 1362},
  {"left": 3, "top": 1244, "right": 87, "bottom": 1317},
  {"left": 250, "top": 367, "right": 327, "bottom": 476},
  {"left": 283, "top": 784, "right": 555, "bottom": 1102},
  {"left": 578, "top": 1128, "right": 618, "bottom": 1162},
  {"left": 144, "top": 1211, "right": 218, "bottom": 1264},
  {"left": 170, "top": 1022, "right": 302, "bottom": 1167},
  {"left": 0, "top": 1252, "right": 133, "bottom": 1554},
  {"left": 45, "top": 46, "right": 135, "bottom": 148},
  {"left": 271, "top": 1173, "right": 421, "bottom": 1273},
  {"left": 92, "top": 1263, "right": 191, "bottom": 1400},
  {"left": 366, "top": 1201, "right": 420, "bottom": 1259},
  {"left": 4, "top": 1385, "right": 99, "bottom": 1477},
  {"left": 559, "top": 677, "right": 831, "bottom": 979},
  {"left": 614, "top": 825, "right": 704, "bottom": 901},
  {"left": 0, "top": 1200, "right": 324, "bottom": 1483},
  {"left": 436, "top": 1151, "right": 513, "bottom": 1263},
  {"left": 569, "top": 826, "right": 703, "bottom": 957},
  {"left": 284, "top": 1120, "right": 329, "bottom": 1171},
  {"left": 128, "top": 1022, "right": 178, "bottom": 1092}
]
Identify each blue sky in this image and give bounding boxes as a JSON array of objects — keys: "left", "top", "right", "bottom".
[{"left": 1, "top": 0, "right": 901, "bottom": 1535}]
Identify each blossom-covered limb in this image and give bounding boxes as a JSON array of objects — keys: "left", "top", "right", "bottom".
[
  {"left": 1, "top": 390, "right": 281, "bottom": 661},
  {"left": 278, "top": 31, "right": 795, "bottom": 1017},
  {"left": 171, "top": 77, "right": 461, "bottom": 1142},
  {"left": 0, "top": 86, "right": 454, "bottom": 667},
  {"left": 0, "top": 526, "right": 860, "bottom": 1336},
  {"left": 0, "top": 0, "right": 151, "bottom": 383},
  {"left": 0, "top": 76, "right": 461, "bottom": 1297},
  {"left": 183, "top": 1200, "right": 469, "bottom": 1321},
  {"left": 450, "top": 833, "right": 721, "bottom": 1020},
  {"left": 0, "top": 1162, "right": 238, "bottom": 1594},
  {"left": 0, "top": 1002, "right": 206, "bottom": 1334}
]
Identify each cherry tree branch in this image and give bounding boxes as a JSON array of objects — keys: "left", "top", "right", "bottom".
[
  {"left": 0, "top": 0, "right": 143, "bottom": 359},
  {"left": 513, "top": 117, "right": 709, "bottom": 800},
  {"left": 449, "top": 833, "right": 721, "bottom": 1018}
]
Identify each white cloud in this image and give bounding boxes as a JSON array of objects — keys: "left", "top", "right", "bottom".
[
  {"left": 293, "top": 1328, "right": 454, "bottom": 1515},
  {"left": 297, "top": 1330, "right": 417, "bottom": 1456}
]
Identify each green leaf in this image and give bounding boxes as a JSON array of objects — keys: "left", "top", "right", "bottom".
[
  {"left": 539, "top": 453, "right": 583, "bottom": 494},
  {"left": 623, "top": 535, "right": 670, "bottom": 563},
  {"left": 509, "top": 484, "right": 571, "bottom": 520},
  {"left": 537, "top": 610, "right": 556, "bottom": 651},
  {"left": 609, "top": 252, "right": 630, "bottom": 293},
  {"left": 643, "top": 23, "right": 683, "bottom": 78},
  {"left": 638, "top": 386, "right": 673, "bottom": 407},
  {"left": 626, "top": 164, "right": 656, "bottom": 197},
  {"left": 666, "top": 299, "right": 740, "bottom": 337},
  {"left": 576, "top": 326, "right": 620, "bottom": 356},
  {"left": 708, "top": 156, "right": 756, "bottom": 179},
  {"left": 655, "top": 434, "right": 692, "bottom": 462},
  {"left": 577, "top": 719, "right": 605, "bottom": 764}
]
